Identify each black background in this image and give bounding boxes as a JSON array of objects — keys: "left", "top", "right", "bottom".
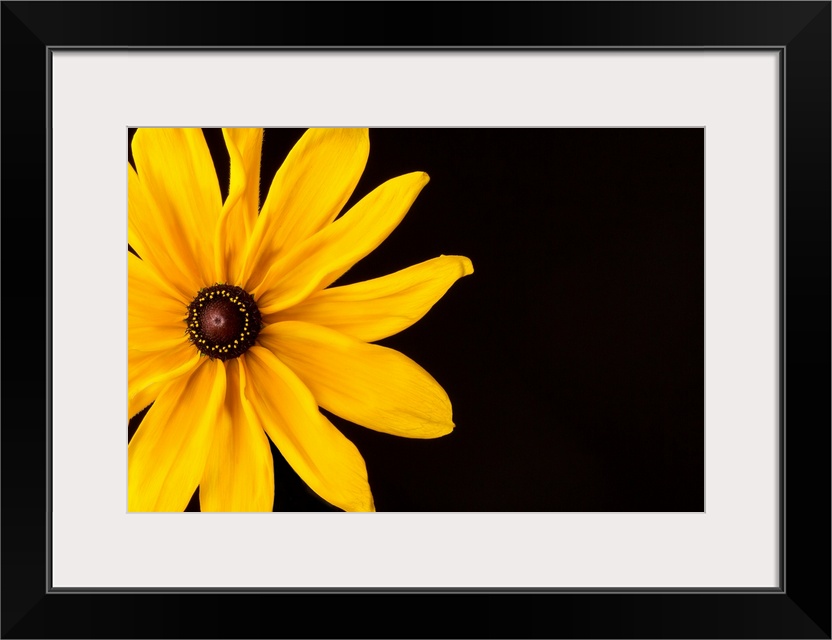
[{"left": 130, "top": 127, "right": 704, "bottom": 512}]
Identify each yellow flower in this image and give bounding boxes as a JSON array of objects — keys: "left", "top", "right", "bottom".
[{"left": 128, "top": 128, "right": 473, "bottom": 512}]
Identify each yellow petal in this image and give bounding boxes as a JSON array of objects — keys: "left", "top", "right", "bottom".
[
  {"left": 242, "top": 128, "right": 369, "bottom": 290},
  {"left": 128, "top": 359, "right": 226, "bottom": 512},
  {"left": 128, "top": 253, "right": 190, "bottom": 352},
  {"left": 129, "top": 164, "right": 202, "bottom": 300},
  {"left": 259, "top": 322, "right": 454, "bottom": 439},
  {"left": 200, "top": 359, "right": 275, "bottom": 512},
  {"left": 128, "top": 341, "right": 199, "bottom": 419},
  {"left": 243, "top": 346, "right": 374, "bottom": 512},
  {"left": 253, "top": 172, "right": 429, "bottom": 315},
  {"left": 215, "top": 128, "right": 263, "bottom": 284},
  {"left": 129, "top": 380, "right": 164, "bottom": 421},
  {"left": 131, "top": 128, "right": 222, "bottom": 289},
  {"left": 270, "top": 255, "right": 474, "bottom": 342},
  {"left": 128, "top": 327, "right": 188, "bottom": 354}
]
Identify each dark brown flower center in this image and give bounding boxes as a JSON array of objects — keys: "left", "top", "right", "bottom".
[{"left": 186, "top": 284, "right": 262, "bottom": 361}]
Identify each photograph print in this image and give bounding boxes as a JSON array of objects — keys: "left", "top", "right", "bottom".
[{"left": 127, "top": 127, "right": 704, "bottom": 513}]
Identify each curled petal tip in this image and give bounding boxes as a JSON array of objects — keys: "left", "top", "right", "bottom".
[
  {"left": 439, "top": 255, "right": 474, "bottom": 277},
  {"left": 412, "top": 171, "right": 430, "bottom": 186}
]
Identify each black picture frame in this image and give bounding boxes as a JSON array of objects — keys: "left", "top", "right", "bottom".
[{"left": 2, "top": 2, "right": 829, "bottom": 638}]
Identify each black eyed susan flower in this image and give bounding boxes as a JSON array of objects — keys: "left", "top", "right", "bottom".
[{"left": 128, "top": 128, "right": 473, "bottom": 512}]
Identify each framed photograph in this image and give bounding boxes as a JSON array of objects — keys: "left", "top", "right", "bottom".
[{"left": 3, "top": 2, "right": 829, "bottom": 638}]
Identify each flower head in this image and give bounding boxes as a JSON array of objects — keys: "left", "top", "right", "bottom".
[{"left": 128, "top": 128, "right": 473, "bottom": 512}]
